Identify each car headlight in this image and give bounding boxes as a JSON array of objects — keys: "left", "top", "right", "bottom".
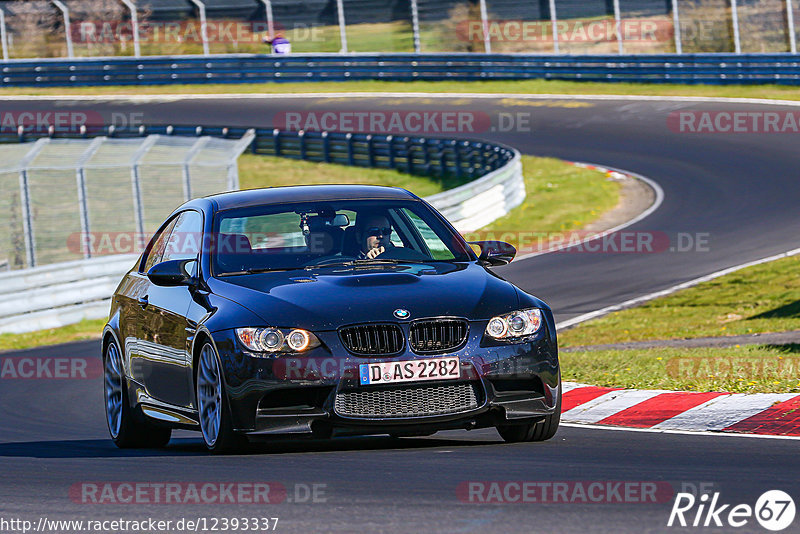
[
  {"left": 235, "top": 327, "right": 320, "bottom": 353},
  {"left": 485, "top": 308, "right": 543, "bottom": 340}
]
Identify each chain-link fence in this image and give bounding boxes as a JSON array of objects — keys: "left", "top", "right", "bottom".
[
  {"left": 0, "top": 131, "right": 254, "bottom": 271},
  {"left": 0, "top": 0, "right": 797, "bottom": 59}
]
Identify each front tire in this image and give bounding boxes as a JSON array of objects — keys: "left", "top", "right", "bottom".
[
  {"left": 496, "top": 386, "right": 561, "bottom": 443},
  {"left": 196, "top": 342, "right": 246, "bottom": 454},
  {"left": 104, "top": 338, "right": 171, "bottom": 449}
]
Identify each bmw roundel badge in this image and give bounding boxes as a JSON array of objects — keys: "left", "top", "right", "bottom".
[{"left": 393, "top": 308, "right": 411, "bottom": 319}]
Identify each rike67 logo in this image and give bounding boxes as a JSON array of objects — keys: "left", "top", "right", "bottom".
[{"left": 668, "top": 490, "right": 795, "bottom": 531}]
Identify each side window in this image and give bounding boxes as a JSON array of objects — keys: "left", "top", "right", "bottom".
[
  {"left": 162, "top": 211, "right": 203, "bottom": 262},
  {"left": 142, "top": 218, "right": 178, "bottom": 273}
]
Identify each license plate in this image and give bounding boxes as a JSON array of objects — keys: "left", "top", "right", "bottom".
[{"left": 359, "top": 356, "right": 460, "bottom": 385}]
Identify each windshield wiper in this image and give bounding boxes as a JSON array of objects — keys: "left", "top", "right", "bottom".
[{"left": 219, "top": 266, "right": 304, "bottom": 276}]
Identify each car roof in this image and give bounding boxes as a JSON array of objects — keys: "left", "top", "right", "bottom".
[{"left": 205, "top": 184, "right": 419, "bottom": 211}]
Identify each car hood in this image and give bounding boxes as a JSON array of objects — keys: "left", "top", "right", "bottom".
[{"left": 207, "top": 262, "right": 522, "bottom": 330}]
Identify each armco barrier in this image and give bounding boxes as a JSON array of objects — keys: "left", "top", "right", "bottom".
[
  {"left": 0, "top": 125, "right": 524, "bottom": 334},
  {"left": 3, "top": 53, "right": 800, "bottom": 86}
]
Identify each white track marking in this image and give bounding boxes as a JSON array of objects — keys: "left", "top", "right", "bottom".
[
  {"left": 558, "top": 246, "right": 800, "bottom": 330},
  {"left": 562, "top": 389, "right": 665, "bottom": 424},
  {"left": 561, "top": 382, "right": 593, "bottom": 394},
  {"left": 513, "top": 164, "right": 664, "bottom": 262},
  {"left": 652, "top": 393, "right": 798, "bottom": 431},
  {"left": 560, "top": 422, "right": 800, "bottom": 440}
]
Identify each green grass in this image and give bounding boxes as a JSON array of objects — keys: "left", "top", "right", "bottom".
[
  {"left": 1, "top": 152, "right": 617, "bottom": 353},
  {"left": 0, "top": 318, "right": 106, "bottom": 352},
  {"left": 463, "top": 156, "right": 620, "bottom": 251},
  {"left": 562, "top": 344, "right": 800, "bottom": 394},
  {"left": 4, "top": 79, "right": 800, "bottom": 100},
  {"left": 561, "top": 255, "right": 800, "bottom": 347}
]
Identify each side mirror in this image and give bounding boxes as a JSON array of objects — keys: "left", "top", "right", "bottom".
[
  {"left": 469, "top": 241, "right": 517, "bottom": 266},
  {"left": 147, "top": 259, "right": 196, "bottom": 287}
]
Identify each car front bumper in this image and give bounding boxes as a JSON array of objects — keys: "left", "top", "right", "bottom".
[{"left": 211, "top": 324, "right": 560, "bottom": 437}]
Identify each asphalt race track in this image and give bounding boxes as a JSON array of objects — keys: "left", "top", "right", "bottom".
[{"left": 1, "top": 94, "right": 800, "bottom": 533}]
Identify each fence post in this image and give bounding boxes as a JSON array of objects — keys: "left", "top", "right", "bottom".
[
  {"left": 366, "top": 134, "right": 374, "bottom": 167},
  {"left": 261, "top": 0, "right": 275, "bottom": 40},
  {"left": 788, "top": 0, "right": 797, "bottom": 53},
  {"left": 548, "top": 0, "right": 559, "bottom": 54},
  {"left": 130, "top": 135, "right": 158, "bottom": 236},
  {"left": 731, "top": 0, "right": 741, "bottom": 53},
  {"left": 410, "top": 0, "right": 421, "bottom": 53},
  {"left": 75, "top": 137, "right": 105, "bottom": 259},
  {"left": 188, "top": 0, "right": 210, "bottom": 56},
  {"left": 478, "top": 0, "right": 491, "bottom": 53},
  {"left": 671, "top": 0, "right": 682, "bottom": 54},
  {"left": 51, "top": 0, "right": 74, "bottom": 58},
  {"left": 0, "top": 8, "right": 9, "bottom": 61},
  {"left": 183, "top": 137, "right": 210, "bottom": 201},
  {"left": 336, "top": 0, "right": 347, "bottom": 53},
  {"left": 17, "top": 139, "right": 50, "bottom": 268},
  {"left": 120, "top": 0, "right": 141, "bottom": 57},
  {"left": 612, "top": 0, "right": 623, "bottom": 55}
]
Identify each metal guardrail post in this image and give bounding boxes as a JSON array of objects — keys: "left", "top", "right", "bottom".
[
  {"left": 226, "top": 129, "right": 255, "bottom": 191},
  {"left": 410, "top": 0, "right": 421, "bottom": 53},
  {"left": 51, "top": 0, "right": 74, "bottom": 58},
  {"left": 346, "top": 133, "right": 354, "bottom": 165},
  {"left": 478, "top": 0, "right": 491, "bottom": 53},
  {"left": 188, "top": 0, "right": 210, "bottom": 56},
  {"left": 0, "top": 8, "right": 9, "bottom": 61},
  {"left": 298, "top": 130, "right": 306, "bottom": 159},
  {"left": 321, "top": 131, "right": 330, "bottom": 163},
  {"left": 261, "top": 0, "right": 274, "bottom": 40},
  {"left": 120, "top": 0, "right": 141, "bottom": 58},
  {"left": 612, "top": 0, "right": 623, "bottom": 55},
  {"left": 182, "top": 137, "right": 210, "bottom": 201},
  {"left": 788, "top": 0, "right": 797, "bottom": 53},
  {"left": 548, "top": 0, "right": 559, "bottom": 54},
  {"left": 731, "top": 0, "right": 742, "bottom": 53},
  {"left": 18, "top": 139, "right": 50, "bottom": 268},
  {"left": 75, "top": 137, "right": 105, "bottom": 259},
  {"left": 336, "top": 0, "right": 347, "bottom": 53},
  {"left": 273, "top": 128, "right": 281, "bottom": 156},
  {"left": 671, "top": 0, "right": 682, "bottom": 54},
  {"left": 130, "top": 135, "right": 158, "bottom": 236}
]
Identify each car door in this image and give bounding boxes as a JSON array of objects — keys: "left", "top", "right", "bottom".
[
  {"left": 124, "top": 216, "right": 177, "bottom": 399},
  {"left": 137, "top": 210, "right": 203, "bottom": 409}
]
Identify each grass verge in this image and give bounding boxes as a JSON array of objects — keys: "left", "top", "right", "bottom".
[
  {"left": 4, "top": 79, "right": 800, "bottom": 101},
  {"left": 0, "top": 153, "right": 618, "bottom": 353},
  {"left": 0, "top": 318, "right": 106, "bottom": 353},
  {"left": 560, "top": 255, "right": 800, "bottom": 347},
  {"left": 562, "top": 344, "right": 800, "bottom": 394}
]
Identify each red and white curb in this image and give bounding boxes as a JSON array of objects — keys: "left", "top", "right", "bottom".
[{"left": 562, "top": 382, "right": 800, "bottom": 437}]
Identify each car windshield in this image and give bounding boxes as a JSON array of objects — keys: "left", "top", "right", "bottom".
[{"left": 212, "top": 199, "right": 473, "bottom": 275}]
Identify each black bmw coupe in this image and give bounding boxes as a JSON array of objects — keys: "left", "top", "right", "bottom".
[{"left": 103, "top": 185, "right": 561, "bottom": 452}]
